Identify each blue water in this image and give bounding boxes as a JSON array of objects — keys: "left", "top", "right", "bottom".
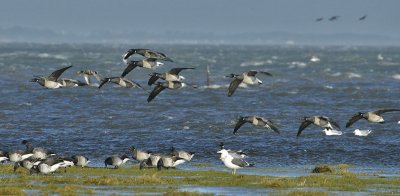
[{"left": 0, "top": 43, "right": 399, "bottom": 170}]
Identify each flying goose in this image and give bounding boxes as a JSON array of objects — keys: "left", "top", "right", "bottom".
[
  {"left": 77, "top": 70, "right": 101, "bottom": 85},
  {"left": 31, "top": 65, "right": 72, "bottom": 89},
  {"left": 121, "top": 59, "right": 164, "bottom": 77},
  {"left": 217, "top": 149, "right": 254, "bottom": 175},
  {"left": 359, "top": 15, "right": 367, "bottom": 21},
  {"left": 147, "top": 67, "right": 195, "bottom": 86},
  {"left": 345, "top": 109, "right": 400, "bottom": 128},
  {"left": 104, "top": 155, "right": 130, "bottom": 169},
  {"left": 233, "top": 115, "right": 280, "bottom": 135},
  {"left": 98, "top": 77, "right": 146, "bottom": 92},
  {"left": 123, "top": 49, "right": 173, "bottom": 63},
  {"left": 329, "top": 16, "right": 340, "bottom": 21},
  {"left": 58, "top": 78, "right": 87, "bottom": 87},
  {"left": 297, "top": 116, "right": 341, "bottom": 137},
  {"left": 147, "top": 81, "right": 197, "bottom": 102},
  {"left": 315, "top": 17, "right": 324, "bottom": 22},
  {"left": 226, "top": 70, "right": 272, "bottom": 97}
]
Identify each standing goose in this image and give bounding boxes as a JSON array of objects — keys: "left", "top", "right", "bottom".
[
  {"left": 147, "top": 81, "right": 197, "bottom": 102},
  {"left": 30, "top": 156, "right": 65, "bottom": 175},
  {"left": 297, "top": 116, "right": 341, "bottom": 137},
  {"left": 8, "top": 150, "right": 33, "bottom": 163},
  {"left": 14, "top": 157, "right": 40, "bottom": 173},
  {"left": 77, "top": 70, "right": 102, "bottom": 85},
  {"left": 30, "top": 65, "right": 72, "bottom": 89},
  {"left": 0, "top": 150, "right": 8, "bottom": 163},
  {"left": 104, "top": 155, "right": 130, "bottom": 169},
  {"left": 130, "top": 146, "right": 151, "bottom": 167},
  {"left": 233, "top": 115, "right": 280, "bottom": 135},
  {"left": 148, "top": 67, "right": 195, "bottom": 86},
  {"left": 98, "top": 77, "right": 147, "bottom": 92},
  {"left": 157, "top": 155, "right": 183, "bottom": 170},
  {"left": 71, "top": 155, "right": 90, "bottom": 167},
  {"left": 170, "top": 147, "right": 194, "bottom": 162},
  {"left": 121, "top": 59, "right": 164, "bottom": 77},
  {"left": 140, "top": 154, "right": 162, "bottom": 169},
  {"left": 226, "top": 70, "right": 272, "bottom": 97},
  {"left": 123, "top": 49, "right": 173, "bottom": 62},
  {"left": 217, "top": 149, "right": 254, "bottom": 175},
  {"left": 22, "top": 140, "right": 55, "bottom": 159},
  {"left": 345, "top": 109, "right": 400, "bottom": 128}
]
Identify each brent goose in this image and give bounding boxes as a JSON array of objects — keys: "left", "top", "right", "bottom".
[
  {"left": 157, "top": 155, "right": 183, "bottom": 170},
  {"left": 329, "top": 16, "right": 339, "bottom": 21},
  {"left": 77, "top": 70, "right": 101, "bottom": 85},
  {"left": 8, "top": 150, "right": 33, "bottom": 163},
  {"left": 98, "top": 77, "right": 146, "bottom": 92},
  {"left": 123, "top": 49, "right": 173, "bottom": 63},
  {"left": 217, "top": 149, "right": 254, "bottom": 175},
  {"left": 13, "top": 157, "right": 40, "bottom": 173},
  {"left": 0, "top": 150, "right": 8, "bottom": 163},
  {"left": 297, "top": 116, "right": 341, "bottom": 137},
  {"left": 22, "top": 140, "right": 55, "bottom": 159},
  {"left": 140, "top": 154, "right": 162, "bottom": 169},
  {"left": 359, "top": 15, "right": 367, "bottom": 21},
  {"left": 233, "top": 115, "right": 280, "bottom": 135},
  {"left": 30, "top": 156, "right": 65, "bottom": 175},
  {"left": 130, "top": 146, "right": 151, "bottom": 166},
  {"left": 31, "top": 65, "right": 72, "bottom": 89},
  {"left": 315, "top": 17, "right": 324, "bottom": 22},
  {"left": 226, "top": 70, "right": 272, "bottom": 97},
  {"left": 71, "top": 155, "right": 90, "bottom": 167},
  {"left": 58, "top": 78, "right": 87, "bottom": 87},
  {"left": 346, "top": 109, "right": 400, "bottom": 128},
  {"left": 147, "top": 81, "right": 196, "bottom": 102},
  {"left": 104, "top": 155, "right": 130, "bottom": 169},
  {"left": 170, "top": 147, "right": 194, "bottom": 162},
  {"left": 147, "top": 67, "right": 195, "bottom": 86},
  {"left": 121, "top": 59, "right": 164, "bottom": 77}
]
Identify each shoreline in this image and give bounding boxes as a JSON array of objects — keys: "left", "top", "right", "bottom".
[{"left": 1, "top": 164, "right": 399, "bottom": 195}]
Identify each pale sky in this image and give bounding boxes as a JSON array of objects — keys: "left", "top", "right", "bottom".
[{"left": 0, "top": 0, "right": 399, "bottom": 40}]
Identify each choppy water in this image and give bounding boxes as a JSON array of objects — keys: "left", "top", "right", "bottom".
[{"left": 0, "top": 43, "right": 399, "bottom": 170}]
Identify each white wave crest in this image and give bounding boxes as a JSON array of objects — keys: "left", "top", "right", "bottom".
[
  {"left": 288, "top": 61, "right": 307, "bottom": 68},
  {"left": 392, "top": 74, "right": 400, "bottom": 80},
  {"left": 240, "top": 60, "right": 273, "bottom": 67},
  {"left": 347, "top": 72, "right": 362, "bottom": 78}
]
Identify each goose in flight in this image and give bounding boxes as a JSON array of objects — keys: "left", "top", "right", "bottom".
[
  {"left": 297, "top": 116, "right": 341, "bottom": 137},
  {"left": 121, "top": 59, "right": 164, "bottom": 77},
  {"left": 346, "top": 109, "right": 400, "bottom": 128},
  {"left": 148, "top": 67, "right": 195, "bottom": 86},
  {"left": 226, "top": 70, "right": 272, "bottom": 97},
  {"left": 123, "top": 48, "right": 173, "bottom": 62},
  {"left": 233, "top": 115, "right": 280, "bottom": 135},
  {"left": 31, "top": 65, "right": 72, "bottom": 89}
]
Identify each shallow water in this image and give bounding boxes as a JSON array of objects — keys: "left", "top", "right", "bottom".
[{"left": 0, "top": 43, "right": 399, "bottom": 170}]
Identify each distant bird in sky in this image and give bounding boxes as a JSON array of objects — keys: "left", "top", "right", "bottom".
[
  {"left": 147, "top": 81, "right": 196, "bottom": 102},
  {"left": 226, "top": 70, "right": 272, "bottom": 97},
  {"left": 31, "top": 65, "right": 72, "bottom": 89},
  {"left": 329, "top": 16, "right": 340, "bottom": 21},
  {"left": 233, "top": 115, "right": 280, "bottom": 135},
  {"left": 345, "top": 109, "right": 400, "bottom": 128},
  {"left": 359, "top": 15, "right": 367, "bottom": 21},
  {"left": 315, "top": 17, "right": 324, "bottom": 22},
  {"left": 123, "top": 48, "right": 173, "bottom": 63},
  {"left": 121, "top": 59, "right": 164, "bottom": 77},
  {"left": 297, "top": 116, "right": 341, "bottom": 137},
  {"left": 148, "top": 67, "right": 195, "bottom": 86}
]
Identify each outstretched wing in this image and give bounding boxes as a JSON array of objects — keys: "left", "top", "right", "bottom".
[
  {"left": 227, "top": 78, "right": 242, "bottom": 97},
  {"left": 374, "top": 109, "right": 400, "bottom": 115},
  {"left": 147, "top": 85, "right": 166, "bottom": 102},
  {"left": 329, "top": 119, "right": 341, "bottom": 129},
  {"left": 98, "top": 78, "right": 111, "bottom": 89},
  {"left": 121, "top": 62, "right": 138, "bottom": 77},
  {"left": 233, "top": 117, "right": 248, "bottom": 135},
  {"left": 247, "top": 71, "right": 258, "bottom": 76},
  {"left": 261, "top": 118, "right": 280, "bottom": 134},
  {"left": 259, "top": 71, "right": 273, "bottom": 76},
  {"left": 345, "top": 113, "right": 363, "bottom": 128},
  {"left": 297, "top": 120, "right": 312, "bottom": 137},
  {"left": 148, "top": 74, "right": 160, "bottom": 86},
  {"left": 168, "top": 67, "right": 195, "bottom": 75},
  {"left": 48, "top": 65, "right": 72, "bottom": 81},
  {"left": 123, "top": 49, "right": 135, "bottom": 60}
]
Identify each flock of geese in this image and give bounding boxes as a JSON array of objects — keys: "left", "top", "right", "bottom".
[{"left": 6, "top": 48, "right": 399, "bottom": 175}]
